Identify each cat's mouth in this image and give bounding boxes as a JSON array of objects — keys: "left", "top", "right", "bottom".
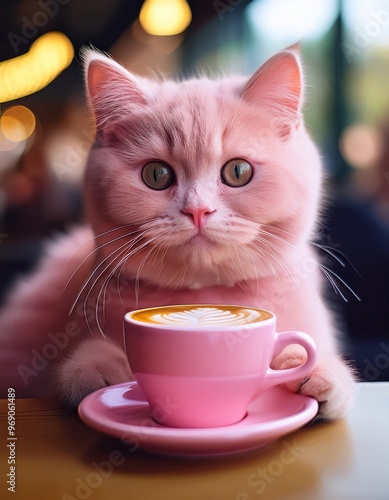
[{"left": 188, "top": 231, "right": 218, "bottom": 246}]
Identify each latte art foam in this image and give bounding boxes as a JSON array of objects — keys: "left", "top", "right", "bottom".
[
  {"left": 131, "top": 305, "right": 272, "bottom": 326},
  {"left": 152, "top": 307, "right": 261, "bottom": 326}
]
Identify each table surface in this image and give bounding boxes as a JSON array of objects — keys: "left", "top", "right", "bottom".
[{"left": 0, "top": 382, "right": 388, "bottom": 500}]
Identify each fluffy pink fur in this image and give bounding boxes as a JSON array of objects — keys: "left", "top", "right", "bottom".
[{"left": 0, "top": 46, "right": 355, "bottom": 418}]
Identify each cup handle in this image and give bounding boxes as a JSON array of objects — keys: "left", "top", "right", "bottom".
[{"left": 264, "top": 331, "right": 317, "bottom": 389}]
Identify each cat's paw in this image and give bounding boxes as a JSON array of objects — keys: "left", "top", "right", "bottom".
[
  {"left": 271, "top": 344, "right": 308, "bottom": 392},
  {"left": 271, "top": 348, "right": 356, "bottom": 420},
  {"left": 56, "top": 339, "right": 132, "bottom": 409},
  {"left": 299, "top": 357, "right": 356, "bottom": 421}
]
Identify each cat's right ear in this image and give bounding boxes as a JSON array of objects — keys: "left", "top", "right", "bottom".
[
  {"left": 82, "top": 49, "right": 150, "bottom": 129},
  {"left": 241, "top": 46, "right": 303, "bottom": 133}
]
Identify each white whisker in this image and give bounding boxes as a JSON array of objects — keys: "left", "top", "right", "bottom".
[
  {"left": 95, "top": 235, "right": 161, "bottom": 331},
  {"left": 321, "top": 267, "right": 348, "bottom": 302},
  {"left": 87, "top": 239, "right": 142, "bottom": 337},
  {"left": 320, "top": 265, "right": 361, "bottom": 302},
  {"left": 76, "top": 233, "right": 148, "bottom": 336},
  {"left": 134, "top": 240, "right": 161, "bottom": 304},
  {"left": 260, "top": 223, "right": 360, "bottom": 303},
  {"left": 246, "top": 241, "right": 287, "bottom": 307},
  {"left": 66, "top": 228, "right": 143, "bottom": 312},
  {"left": 99, "top": 241, "right": 135, "bottom": 315},
  {"left": 95, "top": 240, "right": 139, "bottom": 337},
  {"left": 61, "top": 225, "right": 141, "bottom": 295},
  {"left": 233, "top": 238, "right": 259, "bottom": 295},
  {"left": 311, "top": 242, "right": 346, "bottom": 267},
  {"left": 225, "top": 243, "right": 255, "bottom": 295}
]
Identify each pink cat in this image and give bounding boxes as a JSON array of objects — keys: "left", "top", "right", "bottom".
[{"left": 0, "top": 46, "right": 355, "bottom": 419}]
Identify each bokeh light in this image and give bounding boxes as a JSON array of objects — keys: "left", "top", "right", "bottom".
[
  {"left": 246, "top": 0, "right": 338, "bottom": 43},
  {"left": 0, "top": 32, "right": 74, "bottom": 103},
  {"left": 139, "top": 0, "right": 192, "bottom": 36},
  {"left": 1, "top": 106, "right": 36, "bottom": 142},
  {"left": 339, "top": 124, "right": 383, "bottom": 169}
]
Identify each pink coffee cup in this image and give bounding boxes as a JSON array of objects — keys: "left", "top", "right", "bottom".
[{"left": 124, "top": 304, "right": 317, "bottom": 428}]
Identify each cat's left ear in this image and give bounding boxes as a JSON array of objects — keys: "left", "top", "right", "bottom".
[
  {"left": 82, "top": 48, "right": 151, "bottom": 129},
  {"left": 241, "top": 45, "right": 303, "bottom": 131}
]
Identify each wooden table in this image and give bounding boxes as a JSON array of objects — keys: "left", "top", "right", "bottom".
[{"left": 0, "top": 382, "right": 388, "bottom": 500}]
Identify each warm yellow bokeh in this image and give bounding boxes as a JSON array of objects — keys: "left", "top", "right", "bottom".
[
  {"left": 1, "top": 106, "right": 36, "bottom": 142},
  {"left": 139, "top": 0, "right": 192, "bottom": 36},
  {"left": 0, "top": 32, "right": 74, "bottom": 103}
]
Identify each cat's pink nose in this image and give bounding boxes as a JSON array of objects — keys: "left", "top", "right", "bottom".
[{"left": 182, "top": 208, "right": 215, "bottom": 230}]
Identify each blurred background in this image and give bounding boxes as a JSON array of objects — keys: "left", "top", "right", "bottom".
[{"left": 0, "top": 0, "right": 388, "bottom": 380}]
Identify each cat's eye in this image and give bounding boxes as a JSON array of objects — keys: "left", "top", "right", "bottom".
[
  {"left": 142, "top": 162, "right": 175, "bottom": 190},
  {"left": 221, "top": 159, "right": 253, "bottom": 187}
]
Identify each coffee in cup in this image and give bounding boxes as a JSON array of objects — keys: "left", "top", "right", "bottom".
[{"left": 124, "top": 304, "right": 317, "bottom": 428}]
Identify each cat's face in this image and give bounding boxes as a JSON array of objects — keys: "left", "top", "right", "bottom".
[{"left": 83, "top": 48, "right": 322, "bottom": 289}]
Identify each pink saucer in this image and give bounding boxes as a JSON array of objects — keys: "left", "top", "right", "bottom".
[{"left": 78, "top": 382, "right": 318, "bottom": 457}]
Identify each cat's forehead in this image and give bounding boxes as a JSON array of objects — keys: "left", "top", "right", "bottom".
[
  {"left": 157, "top": 78, "right": 221, "bottom": 118},
  {"left": 149, "top": 80, "right": 226, "bottom": 172}
]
